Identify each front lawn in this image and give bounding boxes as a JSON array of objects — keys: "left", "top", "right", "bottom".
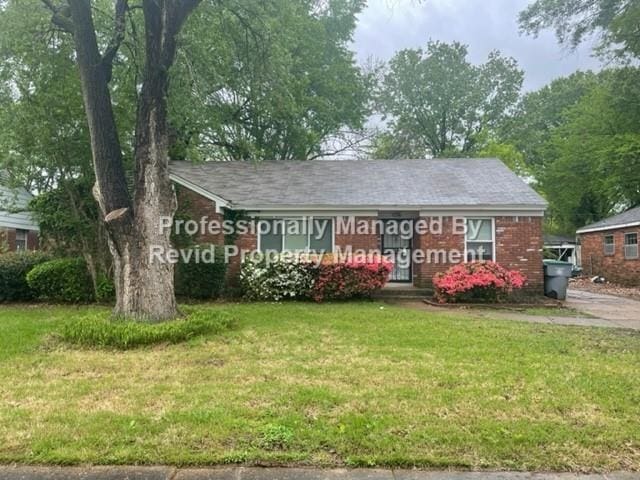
[{"left": 0, "top": 302, "right": 639, "bottom": 471}]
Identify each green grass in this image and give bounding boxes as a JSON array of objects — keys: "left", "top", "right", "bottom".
[{"left": 0, "top": 302, "right": 639, "bottom": 471}]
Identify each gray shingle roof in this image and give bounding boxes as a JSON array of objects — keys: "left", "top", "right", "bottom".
[
  {"left": 577, "top": 206, "right": 640, "bottom": 234},
  {"left": 169, "top": 158, "right": 547, "bottom": 210}
]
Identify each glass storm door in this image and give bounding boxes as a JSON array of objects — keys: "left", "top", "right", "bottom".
[{"left": 382, "top": 220, "right": 412, "bottom": 283}]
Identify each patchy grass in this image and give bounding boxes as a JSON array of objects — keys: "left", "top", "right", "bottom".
[
  {"left": 0, "top": 302, "right": 639, "bottom": 471},
  {"left": 508, "top": 306, "right": 596, "bottom": 318}
]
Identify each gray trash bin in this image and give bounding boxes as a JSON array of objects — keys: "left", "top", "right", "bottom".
[{"left": 543, "top": 260, "right": 573, "bottom": 300}]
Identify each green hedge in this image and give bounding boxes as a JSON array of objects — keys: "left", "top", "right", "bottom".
[
  {"left": 60, "top": 308, "right": 234, "bottom": 349},
  {"left": 174, "top": 244, "right": 227, "bottom": 299},
  {"left": 26, "top": 257, "right": 94, "bottom": 303},
  {"left": 0, "top": 251, "right": 51, "bottom": 302}
]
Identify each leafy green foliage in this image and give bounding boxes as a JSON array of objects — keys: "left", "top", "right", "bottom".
[
  {"left": 519, "top": 0, "right": 640, "bottom": 59},
  {"left": 174, "top": 245, "right": 227, "bottom": 299},
  {"left": 26, "top": 258, "right": 95, "bottom": 303},
  {"left": 0, "top": 2, "right": 128, "bottom": 286},
  {"left": 60, "top": 309, "right": 234, "bottom": 350},
  {"left": 258, "top": 424, "right": 294, "bottom": 450},
  {"left": 0, "top": 251, "right": 50, "bottom": 302},
  {"left": 477, "top": 140, "right": 528, "bottom": 176},
  {"left": 504, "top": 71, "right": 600, "bottom": 169},
  {"left": 28, "top": 178, "right": 106, "bottom": 259},
  {"left": 376, "top": 41, "right": 523, "bottom": 158},
  {"left": 95, "top": 275, "right": 116, "bottom": 303},
  {"left": 170, "top": 0, "right": 371, "bottom": 161},
  {"left": 538, "top": 69, "right": 640, "bottom": 232}
]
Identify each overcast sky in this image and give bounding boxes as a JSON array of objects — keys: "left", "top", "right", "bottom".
[{"left": 352, "top": 0, "right": 603, "bottom": 91}]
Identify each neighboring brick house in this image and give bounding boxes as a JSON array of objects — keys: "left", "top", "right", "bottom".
[
  {"left": 577, "top": 206, "right": 640, "bottom": 286},
  {"left": 0, "top": 172, "right": 39, "bottom": 252},
  {"left": 169, "top": 158, "right": 547, "bottom": 291}
]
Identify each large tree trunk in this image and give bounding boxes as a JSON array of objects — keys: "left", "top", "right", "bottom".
[{"left": 63, "top": 0, "right": 200, "bottom": 321}]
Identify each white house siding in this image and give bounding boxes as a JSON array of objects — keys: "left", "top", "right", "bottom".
[{"left": 0, "top": 181, "right": 39, "bottom": 231}]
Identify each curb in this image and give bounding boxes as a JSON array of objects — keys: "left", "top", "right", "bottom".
[{"left": 0, "top": 466, "right": 638, "bottom": 480}]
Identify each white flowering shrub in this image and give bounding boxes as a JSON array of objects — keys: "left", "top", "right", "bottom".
[{"left": 240, "top": 254, "right": 315, "bottom": 301}]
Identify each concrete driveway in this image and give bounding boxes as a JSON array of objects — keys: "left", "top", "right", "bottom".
[{"left": 566, "top": 288, "right": 640, "bottom": 330}]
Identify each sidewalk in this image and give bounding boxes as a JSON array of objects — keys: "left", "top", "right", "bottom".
[{"left": 0, "top": 466, "right": 638, "bottom": 480}]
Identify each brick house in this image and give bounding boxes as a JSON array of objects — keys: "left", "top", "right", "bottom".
[
  {"left": 577, "top": 206, "right": 640, "bottom": 286},
  {"left": 0, "top": 172, "right": 39, "bottom": 252},
  {"left": 169, "top": 158, "right": 547, "bottom": 290}
]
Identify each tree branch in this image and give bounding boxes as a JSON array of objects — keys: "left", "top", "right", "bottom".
[
  {"left": 101, "top": 0, "right": 129, "bottom": 83},
  {"left": 40, "top": 0, "right": 74, "bottom": 33}
]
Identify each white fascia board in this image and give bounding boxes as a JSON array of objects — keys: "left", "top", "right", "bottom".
[
  {"left": 246, "top": 210, "right": 378, "bottom": 217},
  {"left": 419, "top": 207, "right": 545, "bottom": 217},
  {"left": 577, "top": 222, "right": 640, "bottom": 235},
  {"left": 170, "top": 174, "right": 231, "bottom": 213},
  {"left": 241, "top": 204, "right": 546, "bottom": 216}
]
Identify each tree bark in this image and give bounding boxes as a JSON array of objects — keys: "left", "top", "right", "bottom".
[{"left": 63, "top": 0, "right": 200, "bottom": 321}]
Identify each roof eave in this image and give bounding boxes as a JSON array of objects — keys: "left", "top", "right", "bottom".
[
  {"left": 240, "top": 203, "right": 547, "bottom": 213},
  {"left": 577, "top": 221, "right": 640, "bottom": 235}
]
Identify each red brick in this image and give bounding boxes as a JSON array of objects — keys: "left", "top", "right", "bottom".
[
  {"left": 579, "top": 228, "right": 640, "bottom": 286},
  {"left": 177, "top": 186, "right": 545, "bottom": 292}
]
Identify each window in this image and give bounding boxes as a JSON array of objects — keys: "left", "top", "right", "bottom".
[
  {"left": 465, "top": 218, "right": 494, "bottom": 262},
  {"left": 625, "top": 233, "right": 638, "bottom": 259},
  {"left": 15, "top": 229, "right": 28, "bottom": 251},
  {"left": 604, "top": 235, "right": 615, "bottom": 256},
  {"left": 259, "top": 218, "right": 333, "bottom": 253}
]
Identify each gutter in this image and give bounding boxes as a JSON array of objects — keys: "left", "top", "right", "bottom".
[{"left": 577, "top": 221, "right": 640, "bottom": 235}]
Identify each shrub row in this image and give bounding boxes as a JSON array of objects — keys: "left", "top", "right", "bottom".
[
  {"left": 174, "top": 244, "right": 227, "bottom": 299},
  {"left": 0, "top": 251, "right": 51, "bottom": 302},
  {"left": 61, "top": 308, "right": 234, "bottom": 349},
  {"left": 240, "top": 254, "right": 393, "bottom": 302},
  {"left": 27, "top": 257, "right": 95, "bottom": 303},
  {"left": 1, "top": 243, "right": 227, "bottom": 303}
]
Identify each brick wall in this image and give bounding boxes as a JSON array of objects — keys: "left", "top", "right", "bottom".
[
  {"left": 27, "top": 231, "right": 39, "bottom": 250},
  {"left": 413, "top": 216, "right": 544, "bottom": 292},
  {"left": 495, "top": 216, "right": 544, "bottom": 291},
  {"left": 334, "top": 216, "right": 380, "bottom": 252},
  {"left": 175, "top": 186, "right": 225, "bottom": 245},
  {"left": 580, "top": 228, "right": 640, "bottom": 286},
  {"left": 175, "top": 185, "right": 256, "bottom": 286},
  {"left": 413, "top": 216, "right": 464, "bottom": 288},
  {"left": 176, "top": 187, "right": 545, "bottom": 292},
  {"left": 0, "top": 227, "right": 39, "bottom": 252}
]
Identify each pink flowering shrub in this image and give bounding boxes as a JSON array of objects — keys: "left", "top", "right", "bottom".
[
  {"left": 433, "top": 262, "right": 527, "bottom": 304},
  {"left": 309, "top": 257, "right": 393, "bottom": 302}
]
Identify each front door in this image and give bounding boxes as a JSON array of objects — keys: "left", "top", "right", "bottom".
[{"left": 382, "top": 220, "right": 412, "bottom": 283}]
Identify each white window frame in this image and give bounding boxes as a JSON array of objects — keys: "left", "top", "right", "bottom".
[
  {"left": 15, "top": 229, "right": 28, "bottom": 251},
  {"left": 464, "top": 217, "right": 496, "bottom": 263},
  {"left": 603, "top": 234, "right": 615, "bottom": 256},
  {"left": 257, "top": 217, "right": 335, "bottom": 253},
  {"left": 624, "top": 232, "right": 638, "bottom": 260}
]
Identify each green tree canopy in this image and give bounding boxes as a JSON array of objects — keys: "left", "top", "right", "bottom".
[
  {"left": 375, "top": 41, "right": 523, "bottom": 158},
  {"left": 503, "top": 71, "right": 600, "bottom": 170},
  {"left": 519, "top": 0, "right": 640, "bottom": 59},
  {"left": 528, "top": 68, "right": 640, "bottom": 233},
  {"left": 169, "top": 0, "right": 371, "bottom": 161}
]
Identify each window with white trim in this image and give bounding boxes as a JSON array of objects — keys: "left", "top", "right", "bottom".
[
  {"left": 465, "top": 218, "right": 494, "bottom": 262},
  {"left": 624, "top": 233, "right": 638, "bottom": 259},
  {"left": 259, "top": 218, "right": 333, "bottom": 253},
  {"left": 15, "top": 229, "right": 28, "bottom": 251},
  {"left": 603, "top": 235, "right": 615, "bottom": 256}
]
